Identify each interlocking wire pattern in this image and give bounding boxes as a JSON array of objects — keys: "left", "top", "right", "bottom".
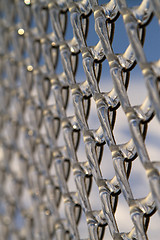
[{"left": 0, "top": 0, "right": 160, "bottom": 239}]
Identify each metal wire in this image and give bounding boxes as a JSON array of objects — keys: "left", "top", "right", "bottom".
[{"left": 0, "top": 0, "right": 160, "bottom": 239}]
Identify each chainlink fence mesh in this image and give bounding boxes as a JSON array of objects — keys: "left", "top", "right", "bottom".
[{"left": 0, "top": 0, "right": 160, "bottom": 239}]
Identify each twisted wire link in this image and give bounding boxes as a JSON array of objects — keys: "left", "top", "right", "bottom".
[{"left": 0, "top": 0, "right": 159, "bottom": 239}]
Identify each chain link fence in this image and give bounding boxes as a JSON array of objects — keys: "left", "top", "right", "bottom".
[{"left": 0, "top": 0, "right": 160, "bottom": 239}]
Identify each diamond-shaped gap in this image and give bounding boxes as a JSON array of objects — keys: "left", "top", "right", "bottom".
[
  {"left": 112, "top": 14, "right": 130, "bottom": 55},
  {"left": 115, "top": 193, "right": 133, "bottom": 235},
  {"left": 113, "top": 106, "right": 131, "bottom": 144},
  {"left": 129, "top": 157, "right": 150, "bottom": 198},
  {"left": 87, "top": 97, "right": 100, "bottom": 130},
  {"left": 99, "top": 143, "right": 116, "bottom": 180},
  {"left": 66, "top": 89, "right": 76, "bottom": 117},
  {"left": 127, "top": 64, "right": 147, "bottom": 106},
  {"left": 66, "top": 161, "right": 78, "bottom": 193},
  {"left": 56, "top": 123, "right": 66, "bottom": 148},
  {"left": 98, "top": 59, "right": 113, "bottom": 93},
  {"left": 147, "top": 210, "right": 160, "bottom": 239},
  {"left": 64, "top": 10, "right": 74, "bottom": 41},
  {"left": 88, "top": 178, "right": 102, "bottom": 211},
  {"left": 76, "top": 131, "right": 87, "bottom": 163},
  {"left": 55, "top": 48, "right": 63, "bottom": 74},
  {"left": 144, "top": 115, "right": 160, "bottom": 161},
  {"left": 86, "top": 12, "right": 99, "bottom": 47},
  {"left": 143, "top": 16, "right": 160, "bottom": 62},
  {"left": 78, "top": 209, "right": 89, "bottom": 239},
  {"left": 75, "top": 53, "right": 86, "bottom": 83}
]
